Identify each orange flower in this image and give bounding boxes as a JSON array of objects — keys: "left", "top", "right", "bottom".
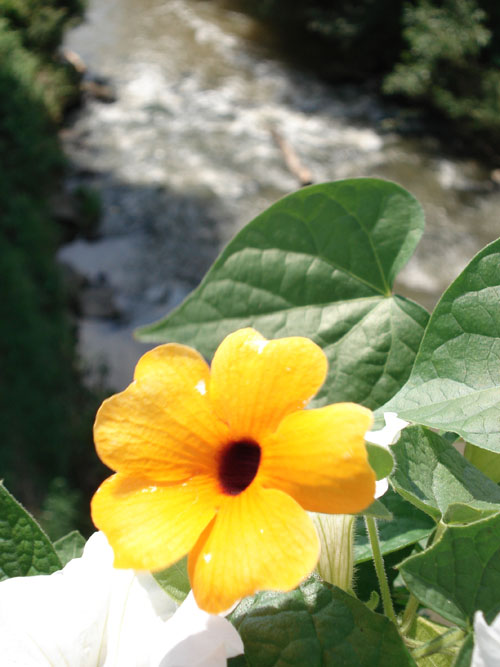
[{"left": 91, "top": 328, "right": 375, "bottom": 613}]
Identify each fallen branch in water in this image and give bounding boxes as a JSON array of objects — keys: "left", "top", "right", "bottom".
[
  {"left": 61, "top": 47, "right": 87, "bottom": 74},
  {"left": 270, "top": 127, "right": 313, "bottom": 187}
]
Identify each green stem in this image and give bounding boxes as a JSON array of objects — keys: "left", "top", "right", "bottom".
[
  {"left": 400, "top": 594, "right": 420, "bottom": 635},
  {"left": 400, "top": 523, "right": 445, "bottom": 636},
  {"left": 411, "top": 627, "right": 465, "bottom": 660},
  {"left": 364, "top": 516, "right": 397, "bottom": 625}
]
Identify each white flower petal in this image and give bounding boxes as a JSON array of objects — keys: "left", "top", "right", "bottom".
[
  {"left": 472, "top": 610, "right": 500, "bottom": 667},
  {"left": 0, "top": 533, "right": 242, "bottom": 667},
  {"left": 375, "top": 478, "right": 389, "bottom": 499},
  {"left": 0, "top": 544, "right": 108, "bottom": 666},
  {"left": 155, "top": 592, "right": 244, "bottom": 666},
  {"left": 366, "top": 412, "right": 409, "bottom": 448}
]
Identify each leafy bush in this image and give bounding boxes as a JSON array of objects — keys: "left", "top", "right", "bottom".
[
  {"left": 384, "top": 0, "right": 500, "bottom": 156},
  {"left": 237, "top": 0, "right": 500, "bottom": 157},
  {"left": 0, "top": 0, "right": 85, "bottom": 55},
  {"left": 239, "top": 0, "right": 405, "bottom": 79},
  {"left": 0, "top": 1, "right": 101, "bottom": 522}
]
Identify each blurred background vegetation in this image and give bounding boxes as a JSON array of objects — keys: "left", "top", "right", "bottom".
[
  {"left": 0, "top": 0, "right": 105, "bottom": 539},
  {"left": 238, "top": 0, "right": 500, "bottom": 160},
  {"left": 2, "top": 0, "right": 500, "bottom": 540}
]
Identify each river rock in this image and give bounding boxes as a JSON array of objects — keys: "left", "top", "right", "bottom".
[
  {"left": 81, "top": 79, "right": 116, "bottom": 103},
  {"left": 79, "top": 282, "right": 121, "bottom": 320}
]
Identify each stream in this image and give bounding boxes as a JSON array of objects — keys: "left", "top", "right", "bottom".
[{"left": 60, "top": 0, "right": 500, "bottom": 390}]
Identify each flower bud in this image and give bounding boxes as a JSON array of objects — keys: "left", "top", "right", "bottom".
[{"left": 310, "top": 512, "right": 355, "bottom": 591}]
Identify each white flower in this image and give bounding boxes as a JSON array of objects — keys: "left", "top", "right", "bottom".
[
  {"left": 0, "top": 532, "right": 243, "bottom": 667},
  {"left": 365, "top": 412, "right": 409, "bottom": 498},
  {"left": 365, "top": 412, "right": 409, "bottom": 448},
  {"left": 472, "top": 610, "right": 500, "bottom": 667}
]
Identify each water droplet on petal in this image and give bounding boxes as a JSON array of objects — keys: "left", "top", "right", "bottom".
[
  {"left": 254, "top": 340, "right": 268, "bottom": 354},
  {"left": 195, "top": 379, "right": 207, "bottom": 395}
]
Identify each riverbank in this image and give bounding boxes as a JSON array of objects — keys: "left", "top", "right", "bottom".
[
  {"left": 231, "top": 0, "right": 500, "bottom": 165},
  {"left": 0, "top": 1, "right": 105, "bottom": 534}
]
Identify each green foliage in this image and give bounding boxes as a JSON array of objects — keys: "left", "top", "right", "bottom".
[
  {"left": 407, "top": 617, "right": 455, "bottom": 667},
  {"left": 366, "top": 441, "right": 395, "bottom": 481},
  {"left": 230, "top": 577, "right": 416, "bottom": 666},
  {"left": 239, "top": 0, "right": 405, "bottom": 80},
  {"left": 139, "top": 178, "right": 500, "bottom": 662},
  {"left": 354, "top": 490, "right": 435, "bottom": 563},
  {"left": 137, "top": 179, "right": 429, "bottom": 411},
  {"left": 0, "top": 483, "right": 61, "bottom": 580},
  {"left": 0, "top": 0, "right": 100, "bottom": 522},
  {"left": 464, "top": 442, "right": 500, "bottom": 483},
  {"left": 400, "top": 513, "right": 500, "bottom": 628},
  {"left": 390, "top": 427, "right": 500, "bottom": 521},
  {"left": 4, "top": 177, "right": 500, "bottom": 663},
  {"left": 53, "top": 530, "right": 86, "bottom": 566},
  {"left": 454, "top": 635, "right": 474, "bottom": 667},
  {"left": 154, "top": 556, "right": 191, "bottom": 604},
  {"left": 238, "top": 0, "right": 500, "bottom": 158},
  {"left": 384, "top": 238, "right": 500, "bottom": 452},
  {"left": 74, "top": 185, "right": 102, "bottom": 239},
  {"left": 0, "top": 0, "right": 85, "bottom": 55},
  {"left": 384, "top": 0, "right": 500, "bottom": 155},
  {"left": 39, "top": 479, "right": 84, "bottom": 542}
]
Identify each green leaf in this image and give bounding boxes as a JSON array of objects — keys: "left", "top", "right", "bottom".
[
  {"left": 390, "top": 426, "right": 500, "bottom": 522},
  {"left": 443, "top": 503, "right": 499, "bottom": 525},
  {"left": 153, "top": 556, "right": 190, "bottom": 603},
  {"left": 464, "top": 443, "right": 500, "bottom": 483},
  {"left": 230, "top": 577, "right": 416, "bottom": 666},
  {"left": 384, "top": 238, "right": 500, "bottom": 451},
  {"left": 137, "top": 179, "right": 428, "bottom": 410},
  {"left": 367, "top": 441, "right": 395, "bottom": 480},
  {"left": 453, "top": 635, "right": 473, "bottom": 667},
  {"left": 410, "top": 617, "right": 455, "bottom": 667},
  {"left": 355, "top": 489, "right": 435, "bottom": 563},
  {"left": 0, "top": 483, "right": 61, "bottom": 579},
  {"left": 53, "top": 530, "right": 86, "bottom": 566},
  {"left": 399, "top": 512, "right": 500, "bottom": 628},
  {"left": 359, "top": 498, "right": 393, "bottom": 520}
]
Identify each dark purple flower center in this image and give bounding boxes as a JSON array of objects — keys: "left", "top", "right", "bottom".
[{"left": 218, "top": 439, "right": 261, "bottom": 495}]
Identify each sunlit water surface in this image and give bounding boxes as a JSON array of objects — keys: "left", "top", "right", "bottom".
[{"left": 60, "top": 0, "right": 500, "bottom": 388}]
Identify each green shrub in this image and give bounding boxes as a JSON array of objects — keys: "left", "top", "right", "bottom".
[
  {"left": 0, "top": 1, "right": 100, "bottom": 525},
  {"left": 239, "top": 0, "right": 404, "bottom": 79},
  {"left": 384, "top": 1, "right": 500, "bottom": 139},
  {"left": 0, "top": 0, "right": 85, "bottom": 54},
  {"left": 236, "top": 0, "right": 500, "bottom": 156}
]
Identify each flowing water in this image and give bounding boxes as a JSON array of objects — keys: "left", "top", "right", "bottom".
[{"left": 60, "top": 0, "right": 500, "bottom": 389}]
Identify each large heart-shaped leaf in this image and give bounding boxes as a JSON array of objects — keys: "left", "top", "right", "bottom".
[
  {"left": 399, "top": 513, "right": 500, "bottom": 628},
  {"left": 137, "top": 179, "right": 427, "bottom": 409},
  {"left": 390, "top": 426, "right": 500, "bottom": 521},
  {"left": 230, "top": 577, "right": 416, "bottom": 666},
  {"left": 384, "top": 238, "right": 500, "bottom": 451}
]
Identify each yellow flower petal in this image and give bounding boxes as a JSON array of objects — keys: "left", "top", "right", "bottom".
[
  {"left": 95, "top": 344, "right": 229, "bottom": 480},
  {"left": 188, "top": 485, "right": 319, "bottom": 613},
  {"left": 260, "top": 403, "right": 375, "bottom": 514},
  {"left": 91, "top": 473, "right": 220, "bottom": 571},
  {"left": 209, "top": 328, "right": 327, "bottom": 441}
]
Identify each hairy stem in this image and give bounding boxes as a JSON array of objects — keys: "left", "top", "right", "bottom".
[{"left": 364, "top": 516, "right": 397, "bottom": 624}]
